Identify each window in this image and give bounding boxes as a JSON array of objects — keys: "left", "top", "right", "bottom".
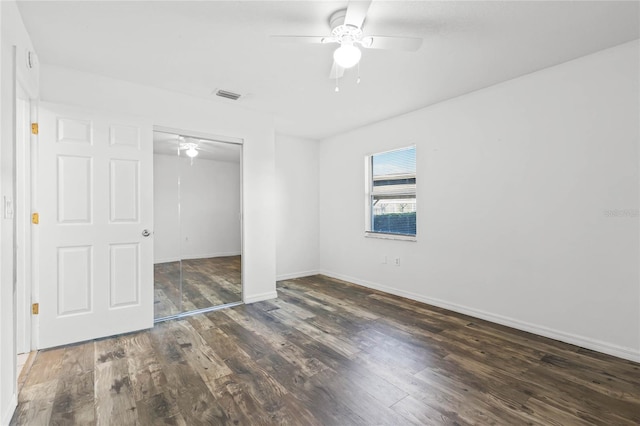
[{"left": 366, "top": 146, "right": 416, "bottom": 239}]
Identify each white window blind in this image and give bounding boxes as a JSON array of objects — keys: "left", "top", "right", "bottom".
[{"left": 369, "top": 146, "right": 416, "bottom": 237}]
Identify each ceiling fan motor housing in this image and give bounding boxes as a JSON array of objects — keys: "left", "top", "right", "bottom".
[{"left": 329, "top": 9, "right": 364, "bottom": 45}]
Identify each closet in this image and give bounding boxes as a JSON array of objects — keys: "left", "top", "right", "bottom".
[{"left": 153, "top": 130, "right": 242, "bottom": 320}]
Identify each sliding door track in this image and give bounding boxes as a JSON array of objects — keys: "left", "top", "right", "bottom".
[{"left": 154, "top": 301, "right": 243, "bottom": 324}]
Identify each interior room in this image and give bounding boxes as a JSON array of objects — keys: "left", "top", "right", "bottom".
[{"left": 1, "top": 0, "right": 639, "bottom": 424}]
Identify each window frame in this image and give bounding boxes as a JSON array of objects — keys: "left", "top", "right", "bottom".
[{"left": 364, "top": 145, "right": 417, "bottom": 242}]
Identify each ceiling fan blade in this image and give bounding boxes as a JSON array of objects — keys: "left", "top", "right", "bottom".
[
  {"left": 344, "top": 0, "right": 372, "bottom": 28},
  {"left": 329, "top": 61, "right": 345, "bottom": 79},
  {"left": 270, "top": 35, "right": 336, "bottom": 44},
  {"left": 361, "top": 36, "right": 423, "bottom": 51}
]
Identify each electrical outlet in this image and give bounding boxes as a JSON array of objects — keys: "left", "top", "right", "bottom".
[{"left": 394, "top": 257, "right": 400, "bottom": 266}]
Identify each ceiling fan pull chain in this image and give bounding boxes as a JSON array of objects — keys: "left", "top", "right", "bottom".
[
  {"left": 335, "top": 67, "right": 340, "bottom": 92},
  {"left": 357, "top": 62, "right": 361, "bottom": 84}
]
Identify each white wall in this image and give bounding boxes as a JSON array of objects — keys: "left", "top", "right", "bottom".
[
  {"left": 319, "top": 40, "right": 640, "bottom": 362},
  {"left": 39, "top": 64, "right": 276, "bottom": 304},
  {"left": 153, "top": 154, "right": 180, "bottom": 263},
  {"left": 181, "top": 156, "right": 241, "bottom": 260},
  {"left": 1, "top": 1, "right": 38, "bottom": 423},
  {"left": 275, "top": 134, "right": 319, "bottom": 279},
  {"left": 154, "top": 153, "right": 241, "bottom": 263}
]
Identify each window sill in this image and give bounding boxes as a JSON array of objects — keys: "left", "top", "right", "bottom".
[{"left": 365, "top": 232, "right": 417, "bottom": 242}]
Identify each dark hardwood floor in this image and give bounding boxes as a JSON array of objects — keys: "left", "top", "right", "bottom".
[
  {"left": 154, "top": 256, "right": 242, "bottom": 319},
  {"left": 12, "top": 274, "right": 640, "bottom": 425}
]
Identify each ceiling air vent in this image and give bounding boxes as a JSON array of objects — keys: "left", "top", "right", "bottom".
[{"left": 215, "top": 89, "right": 241, "bottom": 101}]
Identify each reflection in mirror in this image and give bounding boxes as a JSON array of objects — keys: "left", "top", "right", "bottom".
[
  {"left": 179, "top": 138, "right": 242, "bottom": 311},
  {"left": 153, "top": 134, "right": 182, "bottom": 318},
  {"left": 153, "top": 131, "right": 242, "bottom": 320}
]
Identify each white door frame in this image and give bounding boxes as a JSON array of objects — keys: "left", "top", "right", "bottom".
[
  {"left": 5, "top": 44, "right": 38, "bottom": 423},
  {"left": 15, "top": 83, "right": 32, "bottom": 354}
]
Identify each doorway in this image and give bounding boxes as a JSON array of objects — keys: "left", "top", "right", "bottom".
[{"left": 152, "top": 129, "right": 243, "bottom": 320}]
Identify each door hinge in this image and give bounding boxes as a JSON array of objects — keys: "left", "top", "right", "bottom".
[
  {"left": 32, "top": 303, "right": 39, "bottom": 315},
  {"left": 32, "top": 212, "right": 39, "bottom": 224},
  {"left": 31, "top": 123, "right": 38, "bottom": 135}
]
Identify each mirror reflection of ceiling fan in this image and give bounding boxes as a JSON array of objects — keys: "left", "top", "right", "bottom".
[
  {"left": 271, "top": 0, "right": 423, "bottom": 84},
  {"left": 178, "top": 136, "right": 200, "bottom": 158}
]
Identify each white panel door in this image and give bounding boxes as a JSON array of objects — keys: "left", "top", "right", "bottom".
[{"left": 36, "top": 102, "right": 153, "bottom": 349}]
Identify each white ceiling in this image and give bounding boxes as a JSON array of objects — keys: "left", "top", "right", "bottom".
[{"left": 17, "top": 1, "right": 640, "bottom": 140}]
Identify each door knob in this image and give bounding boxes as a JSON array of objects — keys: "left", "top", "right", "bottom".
[{"left": 142, "top": 229, "right": 151, "bottom": 237}]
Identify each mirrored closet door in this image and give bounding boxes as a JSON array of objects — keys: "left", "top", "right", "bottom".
[{"left": 153, "top": 130, "right": 242, "bottom": 320}]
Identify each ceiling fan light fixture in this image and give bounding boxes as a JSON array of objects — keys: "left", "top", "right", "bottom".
[
  {"left": 186, "top": 146, "right": 199, "bottom": 158},
  {"left": 180, "top": 141, "right": 199, "bottom": 158},
  {"left": 333, "top": 43, "right": 361, "bottom": 68}
]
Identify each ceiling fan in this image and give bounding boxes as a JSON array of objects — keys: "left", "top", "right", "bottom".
[
  {"left": 178, "top": 137, "right": 200, "bottom": 158},
  {"left": 271, "top": 0, "right": 423, "bottom": 81}
]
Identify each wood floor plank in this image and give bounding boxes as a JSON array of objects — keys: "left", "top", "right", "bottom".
[
  {"left": 304, "top": 290, "right": 380, "bottom": 321},
  {"left": 390, "top": 395, "right": 464, "bottom": 426},
  {"left": 277, "top": 285, "right": 338, "bottom": 313},
  {"left": 94, "top": 358, "right": 137, "bottom": 426},
  {"left": 121, "top": 333, "right": 166, "bottom": 402},
  {"left": 518, "top": 364, "right": 640, "bottom": 424},
  {"left": 154, "top": 256, "right": 241, "bottom": 319},
  {"left": 153, "top": 261, "right": 182, "bottom": 317},
  {"left": 12, "top": 269, "right": 640, "bottom": 425},
  {"left": 195, "top": 319, "right": 296, "bottom": 422},
  {"left": 170, "top": 320, "right": 232, "bottom": 380},
  {"left": 222, "top": 307, "right": 329, "bottom": 378},
  {"left": 240, "top": 305, "right": 411, "bottom": 410},
  {"left": 134, "top": 392, "right": 188, "bottom": 426},
  {"left": 264, "top": 297, "right": 316, "bottom": 320},
  {"left": 151, "top": 322, "right": 251, "bottom": 425},
  {"left": 268, "top": 306, "right": 361, "bottom": 358},
  {"left": 305, "top": 369, "right": 408, "bottom": 425},
  {"left": 153, "top": 288, "right": 180, "bottom": 319},
  {"left": 161, "top": 361, "right": 239, "bottom": 425},
  {"left": 21, "top": 347, "right": 66, "bottom": 386},
  {"left": 10, "top": 379, "right": 58, "bottom": 426},
  {"left": 50, "top": 343, "right": 95, "bottom": 425}
]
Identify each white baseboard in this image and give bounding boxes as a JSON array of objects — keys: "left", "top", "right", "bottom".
[
  {"left": 154, "top": 252, "right": 241, "bottom": 264},
  {"left": 319, "top": 270, "right": 640, "bottom": 363},
  {"left": 244, "top": 291, "right": 278, "bottom": 304},
  {"left": 182, "top": 252, "right": 241, "bottom": 260},
  {"left": 276, "top": 270, "right": 319, "bottom": 281},
  {"left": 154, "top": 257, "right": 180, "bottom": 264},
  {"left": 1, "top": 393, "right": 17, "bottom": 426}
]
